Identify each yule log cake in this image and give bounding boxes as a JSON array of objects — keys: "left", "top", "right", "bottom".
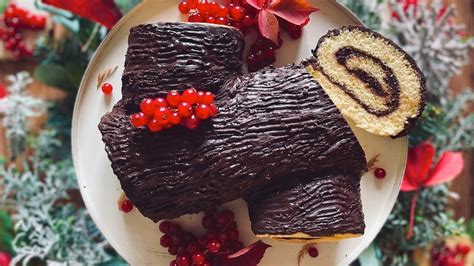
[{"left": 99, "top": 22, "right": 425, "bottom": 241}]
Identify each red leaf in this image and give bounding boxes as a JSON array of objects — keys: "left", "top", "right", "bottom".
[
  {"left": 214, "top": 240, "right": 271, "bottom": 266},
  {"left": 424, "top": 151, "right": 464, "bottom": 187},
  {"left": 258, "top": 10, "right": 279, "bottom": 45},
  {"left": 42, "top": 0, "right": 122, "bottom": 29},
  {"left": 268, "top": 0, "right": 319, "bottom": 26},
  {"left": 247, "top": 0, "right": 266, "bottom": 10},
  {"left": 401, "top": 142, "right": 435, "bottom": 191}
]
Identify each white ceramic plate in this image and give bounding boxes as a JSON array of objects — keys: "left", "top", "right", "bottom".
[{"left": 72, "top": 0, "right": 407, "bottom": 265}]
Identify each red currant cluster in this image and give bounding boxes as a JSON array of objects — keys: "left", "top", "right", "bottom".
[
  {"left": 431, "top": 242, "right": 471, "bottom": 266},
  {"left": 0, "top": 2, "right": 46, "bottom": 59},
  {"left": 179, "top": 0, "right": 255, "bottom": 33},
  {"left": 130, "top": 88, "right": 218, "bottom": 132},
  {"left": 160, "top": 209, "right": 243, "bottom": 266}
]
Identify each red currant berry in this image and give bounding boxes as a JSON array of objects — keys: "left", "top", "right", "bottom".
[
  {"left": 169, "top": 260, "right": 178, "bottom": 266},
  {"left": 374, "top": 168, "right": 386, "bottom": 179},
  {"left": 159, "top": 221, "right": 172, "bottom": 233},
  {"left": 101, "top": 83, "right": 113, "bottom": 95},
  {"left": 199, "top": 236, "right": 208, "bottom": 246},
  {"left": 209, "top": 103, "right": 218, "bottom": 117},
  {"left": 177, "top": 245, "right": 188, "bottom": 256},
  {"left": 207, "top": 241, "right": 221, "bottom": 253},
  {"left": 308, "top": 246, "right": 318, "bottom": 258},
  {"left": 148, "top": 118, "right": 164, "bottom": 132},
  {"left": 166, "top": 90, "right": 182, "bottom": 107},
  {"left": 182, "top": 88, "right": 198, "bottom": 104},
  {"left": 178, "top": 1, "right": 191, "bottom": 13},
  {"left": 119, "top": 199, "right": 134, "bottom": 213},
  {"left": 197, "top": 0, "right": 209, "bottom": 14},
  {"left": 195, "top": 104, "right": 211, "bottom": 119},
  {"left": 216, "top": 16, "right": 229, "bottom": 25},
  {"left": 153, "top": 97, "right": 168, "bottom": 108},
  {"left": 243, "top": 15, "right": 254, "bottom": 26},
  {"left": 247, "top": 53, "right": 257, "bottom": 66},
  {"left": 188, "top": 0, "right": 198, "bottom": 9},
  {"left": 456, "top": 243, "right": 471, "bottom": 255},
  {"left": 216, "top": 5, "right": 228, "bottom": 17},
  {"left": 230, "top": 6, "right": 245, "bottom": 21},
  {"left": 205, "top": 15, "right": 216, "bottom": 24},
  {"left": 168, "top": 223, "right": 181, "bottom": 235},
  {"left": 183, "top": 114, "right": 200, "bottom": 130},
  {"left": 287, "top": 24, "right": 303, "bottom": 39},
  {"left": 202, "top": 215, "right": 217, "bottom": 229},
  {"left": 187, "top": 242, "right": 201, "bottom": 254},
  {"left": 170, "top": 111, "right": 181, "bottom": 125},
  {"left": 160, "top": 234, "right": 173, "bottom": 248},
  {"left": 168, "top": 245, "right": 178, "bottom": 255},
  {"left": 176, "top": 256, "right": 189, "bottom": 266},
  {"left": 154, "top": 106, "right": 172, "bottom": 125},
  {"left": 188, "top": 12, "right": 204, "bottom": 22},
  {"left": 130, "top": 112, "right": 149, "bottom": 127},
  {"left": 197, "top": 91, "right": 214, "bottom": 104},
  {"left": 218, "top": 210, "right": 235, "bottom": 223},
  {"left": 230, "top": 21, "right": 242, "bottom": 31},
  {"left": 177, "top": 102, "right": 193, "bottom": 118},
  {"left": 202, "top": 262, "right": 211, "bottom": 266},
  {"left": 140, "top": 98, "right": 156, "bottom": 115},
  {"left": 192, "top": 252, "right": 205, "bottom": 264},
  {"left": 6, "top": 27, "right": 16, "bottom": 37},
  {"left": 207, "top": 2, "right": 219, "bottom": 15}
]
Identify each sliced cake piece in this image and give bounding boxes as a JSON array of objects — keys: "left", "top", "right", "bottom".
[{"left": 305, "top": 25, "right": 426, "bottom": 137}]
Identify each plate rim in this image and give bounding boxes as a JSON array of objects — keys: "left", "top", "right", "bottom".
[{"left": 71, "top": 1, "right": 407, "bottom": 264}]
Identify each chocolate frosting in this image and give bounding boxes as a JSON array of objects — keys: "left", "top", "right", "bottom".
[{"left": 99, "top": 23, "right": 367, "bottom": 237}]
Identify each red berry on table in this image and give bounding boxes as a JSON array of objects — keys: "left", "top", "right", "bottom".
[
  {"left": 187, "top": 242, "right": 201, "bottom": 254},
  {"left": 287, "top": 23, "right": 303, "bottom": 39},
  {"left": 153, "top": 97, "right": 168, "bottom": 108},
  {"left": 205, "top": 15, "right": 216, "bottom": 24},
  {"left": 197, "top": 0, "right": 209, "bottom": 14},
  {"left": 154, "top": 106, "right": 172, "bottom": 125},
  {"left": 188, "top": 12, "right": 205, "bottom": 22},
  {"left": 243, "top": 15, "right": 253, "bottom": 26},
  {"left": 374, "top": 168, "right": 386, "bottom": 179},
  {"left": 169, "top": 260, "right": 178, "bottom": 266},
  {"left": 182, "top": 87, "right": 198, "bottom": 104},
  {"left": 166, "top": 90, "right": 182, "bottom": 107},
  {"left": 230, "top": 6, "right": 245, "bottom": 21},
  {"left": 202, "top": 215, "right": 217, "bottom": 229},
  {"left": 178, "top": 102, "right": 193, "bottom": 118},
  {"left": 226, "top": 228, "right": 239, "bottom": 240},
  {"left": 160, "top": 234, "right": 173, "bottom": 248},
  {"left": 230, "top": 21, "right": 243, "bottom": 31},
  {"left": 6, "top": 27, "right": 16, "bottom": 37},
  {"left": 216, "top": 5, "right": 228, "bottom": 17},
  {"left": 176, "top": 245, "right": 188, "bottom": 256},
  {"left": 209, "top": 103, "right": 218, "bottom": 116},
  {"left": 170, "top": 111, "right": 182, "bottom": 125},
  {"left": 308, "top": 246, "right": 318, "bottom": 257},
  {"left": 192, "top": 252, "right": 205, "bottom": 264},
  {"left": 140, "top": 98, "right": 156, "bottom": 115},
  {"left": 456, "top": 243, "right": 471, "bottom": 255},
  {"left": 197, "top": 91, "right": 214, "bottom": 104},
  {"left": 195, "top": 104, "right": 211, "bottom": 119},
  {"left": 178, "top": 1, "right": 191, "bottom": 14},
  {"left": 168, "top": 245, "right": 178, "bottom": 255},
  {"left": 168, "top": 223, "right": 181, "bottom": 234},
  {"left": 183, "top": 114, "right": 200, "bottom": 130},
  {"left": 130, "top": 112, "right": 149, "bottom": 127},
  {"left": 188, "top": 0, "right": 198, "bottom": 9},
  {"left": 216, "top": 16, "right": 229, "bottom": 25},
  {"left": 176, "top": 256, "right": 189, "bottom": 266},
  {"left": 160, "top": 221, "right": 172, "bottom": 233},
  {"left": 207, "top": 240, "right": 221, "bottom": 253},
  {"left": 202, "top": 262, "right": 211, "bottom": 266},
  {"left": 148, "top": 118, "right": 164, "bottom": 132}
]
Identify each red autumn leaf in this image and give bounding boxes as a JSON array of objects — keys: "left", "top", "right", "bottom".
[
  {"left": 402, "top": 142, "right": 434, "bottom": 191},
  {"left": 42, "top": 0, "right": 122, "bottom": 29},
  {"left": 268, "top": 0, "right": 319, "bottom": 26},
  {"left": 214, "top": 240, "right": 271, "bottom": 266},
  {"left": 247, "top": 0, "right": 266, "bottom": 10},
  {"left": 258, "top": 10, "right": 280, "bottom": 45},
  {"left": 424, "top": 151, "right": 464, "bottom": 187}
]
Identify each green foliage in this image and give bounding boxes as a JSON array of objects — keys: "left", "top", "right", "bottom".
[
  {"left": 114, "top": 0, "right": 142, "bottom": 14},
  {"left": 0, "top": 210, "right": 14, "bottom": 254},
  {"left": 375, "top": 185, "right": 465, "bottom": 265},
  {"left": 338, "top": 0, "right": 384, "bottom": 29}
]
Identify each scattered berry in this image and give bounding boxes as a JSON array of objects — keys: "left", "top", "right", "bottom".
[
  {"left": 178, "top": 102, "right": 193, "bottom": 118},
  {"left": 192, "top": 252, "right": 205, "bottom": 264},
  {"left": 170, "top": 111, "right": 182, "bottom": 125},
  {"left": 195, "top": 104, "right": 211, "bottom": 119},
  {"left": 216, "top": 5, "right": 228, "bottom": 17},
  {"left": 118, "top": 194, "right": 134, "bottom": 213},
  {"left": 374, "top": 168, "right": 386, "bottom": 179},
  {"left": 209, "top": 103, "right": 218, "bottom": 116},
  {"left": 169, "top": 260, "right": 178, "bottom": 266},
  {"left": 148, "top": 118, "right": 164, "bottom": 132},
  {"left": 230, "top": 6, "right": 245, "bottom": 21},
  {"left": 167, "top": 90, "right": 182, "bottom": 107},
  {"left": 178, "top": 1, "right": 191, "bottom": 13},
  {"left": 160, "top": 234, "right": 173, "bottom": 248},
  {"left": 155, "top": 106, "right": 172, "bottom": 125},
  {"left": 140, "top": 98, "right": 156, "bottom": 115},
  {"left": 183, "top": 114, "right": 200, "bottom": 130},
  {"left": 308, "top": 246, "right": 318, "bottom": 258},
  {"left": 207, "top": 240, "right": 221, "bottom": 253}
]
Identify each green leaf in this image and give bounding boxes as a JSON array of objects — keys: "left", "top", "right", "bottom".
[
  {"left": 96, "top": 257, "right": 128, "bottom": 266},
  {"left": 34, "top": 63, "right": 75, "bottom": 91},
  {"left": 0, "top": 210, "right": 14, "bottom": 254}
]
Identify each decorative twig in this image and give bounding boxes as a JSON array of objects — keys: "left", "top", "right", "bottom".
[
  {"left": 367, "top": 153, "right": 381, "bottom": 170},
  {"left": 297, "top": 244, "right": 313, "bottom": 266},
  {"left": 96, "top": 65, "right": 118, "bottom": 89}
]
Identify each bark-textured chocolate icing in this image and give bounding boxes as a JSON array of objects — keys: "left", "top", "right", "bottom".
[{"left": 99, "top": 22, "right": 367, "bottom": 238}]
